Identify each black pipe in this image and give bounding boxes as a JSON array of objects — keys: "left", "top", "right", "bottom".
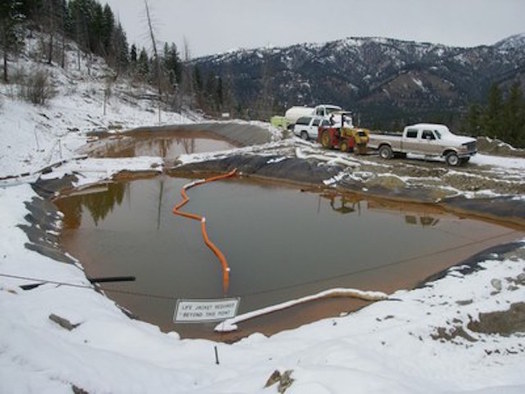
[
  {"left": 20, "top": 276, "right": 136, "bottom": 290},
  {"left": 20, "top": 283, "right": 43, "bottom": 290},
  {"left": 88, "top": 276, "right": 136, "bottom": 284}
]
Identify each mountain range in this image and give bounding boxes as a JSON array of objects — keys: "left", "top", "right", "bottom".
[{"left": 193, "top": 34, "right": 525, "bottom": 128}]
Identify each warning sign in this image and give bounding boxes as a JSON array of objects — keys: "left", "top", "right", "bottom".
[{"left": 174, "top": 298, "right": 240, "bottom": 323}]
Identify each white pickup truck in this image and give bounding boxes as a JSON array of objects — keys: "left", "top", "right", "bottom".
[{"left": 368, "top": 123, "right": 477, "bottom": 166}]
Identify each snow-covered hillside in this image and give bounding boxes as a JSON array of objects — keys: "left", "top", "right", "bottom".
[
  {"left": 0, "top": 34, "right": 195, "bottom": 179},
  {"left": 1, "top": 33, "right": 525, "bottom": 393}
]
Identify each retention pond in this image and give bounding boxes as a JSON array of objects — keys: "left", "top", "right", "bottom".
[
  {"left": 83, "top": 129, "right": 239, "bottom": 158},
  {"left": 55, "top": 176, "right": 523, "bottom": 341}
]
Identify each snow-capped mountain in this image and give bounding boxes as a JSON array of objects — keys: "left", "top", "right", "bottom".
[
  {"left": 494, "top": 33, "right": 525, "bottom": 50},
  {"left": 193, "top": 35, "right": 525, "bottom": 127}
]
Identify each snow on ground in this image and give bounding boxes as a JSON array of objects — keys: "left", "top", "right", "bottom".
[
  {"left": 471, "top": 153, "right": 525, "bottom": 170},
  {"left": 1, "top": 34, "right": 525, "bottom": 393},
  {"left": 39, "top": 157, "right": 164, "bottom": 188}
]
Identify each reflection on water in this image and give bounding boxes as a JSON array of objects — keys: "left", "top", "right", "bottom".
[
  {"left": 84, "top": 130, "right": 238, "bottom": 158},
  {"left": 405, "top": 215, "right": 439, "bottom": 227},
  {"left": 59, "top": 183, "right": 125, "bottom": 228},
  {"left": 323, "top": 193, "right": 362, "bottom": 214},
  {"left": 322, "top": 193, "right": 439, "bottom": 225},
  {"left": 55, "top": 177, "right": 520, "bottom": 337}
]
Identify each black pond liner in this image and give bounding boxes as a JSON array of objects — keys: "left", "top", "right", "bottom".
[{"left": 417, "top": 240, "right": 525, "bottom": 288}]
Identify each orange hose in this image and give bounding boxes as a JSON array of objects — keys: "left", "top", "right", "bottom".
[
  {"left": 201, "top": 218, "right": 230, "bottom": 292},
  {"left": 172, "top": 169, "right": 237, "bottom": 294}
]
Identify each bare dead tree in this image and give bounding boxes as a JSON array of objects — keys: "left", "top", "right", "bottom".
[
  {"left": 180, "top": 36, "right": 195, "bottom": 110},
  {"left": 144, "top": 0, "right": 161, "bottom": 95},
  {"left": 144, "top": 0, "right": 162, "bottom": 123}
]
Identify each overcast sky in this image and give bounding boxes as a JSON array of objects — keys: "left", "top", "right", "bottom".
[{"left": 104, "top": 0, "right": 525, "bottom": 58}]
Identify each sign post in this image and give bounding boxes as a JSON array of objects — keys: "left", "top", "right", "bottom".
[{"left": 174, "top": 298, "right": 240, "bottom": 323}]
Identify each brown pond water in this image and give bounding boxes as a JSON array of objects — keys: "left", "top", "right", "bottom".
[
  {"left": 83, "top": 130, "right": 238, "bottom": 158},
  {"left": 55, "top": 176, "right": 523, "bottom": 341}
]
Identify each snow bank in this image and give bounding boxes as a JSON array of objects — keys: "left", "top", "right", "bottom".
[
  {"left": 215, "top": 288, "right": 388, "bottom": 332},
  {"left": 40, "top": 157, "right": 163, "bottom": 188}
]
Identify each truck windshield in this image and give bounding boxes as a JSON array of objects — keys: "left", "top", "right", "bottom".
[{"left": 325, "top": 106, "right": 342, "bottom": 115}]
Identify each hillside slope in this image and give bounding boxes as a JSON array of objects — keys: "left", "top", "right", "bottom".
[{"left": 0, "top": 34, "right": 195, "bottom": 179}]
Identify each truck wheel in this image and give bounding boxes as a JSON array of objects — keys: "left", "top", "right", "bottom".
[
  {"left": 445, "top": 152, "right": 460, "bottom": 166},
  {"left": 300, "top": 131, "right": 309, "bottom": 140},
  {"left": 340, "top": 140, "right": 349, "bottom": 152},
  {"left": 321, "top": 131, "right": 333, "bottom": 149},
  {"left": 378, "top": 145, "right": 393, "bottom": 160}
]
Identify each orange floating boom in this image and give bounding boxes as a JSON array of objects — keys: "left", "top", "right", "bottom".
[
  {"left": 172, "top": 169, "right": 237, "bottom": 294},
  {"left": 201, "top": 218, "right": 230, "bottom": 290}
]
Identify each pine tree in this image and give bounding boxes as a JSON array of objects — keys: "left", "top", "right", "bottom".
[
  {"left": 193, "top": 65, "right": 202, "bottom": 92},
  {"left": 163, "top": 42, "right": 181, "bottom": 87},
  {"left": 130, "top": 43, "right": 137, "bottom": 63},
  {"left": 38, "top": 0, "right": 66, "bottom": 65},
  {"left": 503, "top": 82, "right": 523, "bottom": 145},
  {"left": 220, "top": 69, "right": 236, "bottom": 117},
  {"left": 137, "top": 47, "right": 149, "bottom": 78},
  {"left": 109, "top": 22, "right": 129, "bottom": 75},
  {"left": 216, "top": 76, "right": 223, "bottom": 109},
  {"left": 101, "top": 4, "right": 114, "bottom": 55},
  {"left": 465, "top": 103, "right": 483, "bottom": 136},
  {"left": 204, "top": 72, "right": 217, "bottom": 111},
  {"left": 67, "top": 0, "right": 112, "bottom": 57},
  {"left": 484, "top": 83, "right": 503, "bottom": 138},
  {"left": 0, "top": 0, "right": 25, "bottom": 82},
  {"left": 465, "top": 82, "right": 525, "bottom": 148},
  {"left": 91, "top": 2, "right": 105, "bottom": 54},
  {"left": 68, "top": 0, "right": 90, "bottom": 67},
  {"left": 58, "top": 0, "right": 69, "bottom": 68}
]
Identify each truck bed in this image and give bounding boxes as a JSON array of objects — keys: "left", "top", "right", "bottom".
[
  {"left": 367, "top": 132, "right": 403, "bottom": 150},
  {"left": 370, "top": 131, "right": 402, "bottom": 137}
]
